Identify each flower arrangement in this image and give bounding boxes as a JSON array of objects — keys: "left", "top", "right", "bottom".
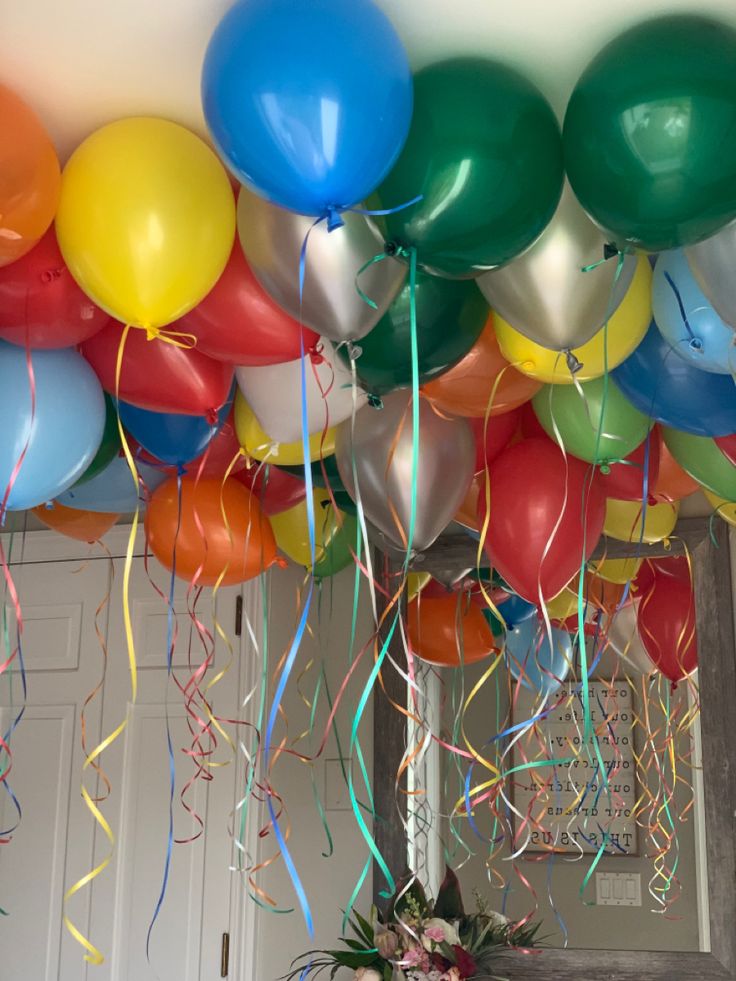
[{"left": 285, "top": 868, "right": 543, "bottom": 981}]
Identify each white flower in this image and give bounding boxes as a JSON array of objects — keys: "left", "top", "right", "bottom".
[
  {"left": 420, "top": 917, "right": 460, "bottom": 951},
  {"left": 487, "top": 910, "right": 509, "bottom": 931},
  {"left": 354, "top": 968, "right": 382, "bottom": 981}
]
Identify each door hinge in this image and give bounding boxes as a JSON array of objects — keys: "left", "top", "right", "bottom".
[
  {"left": 235, "top": 594, "right": 243, "bottom": 637},
  {"left": 220, "top": 931, "right": 230, "bottom": 977}
]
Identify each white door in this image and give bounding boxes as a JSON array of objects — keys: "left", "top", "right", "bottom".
[{"left": 0, "top": 529, "right": 250, "bottom": 981}]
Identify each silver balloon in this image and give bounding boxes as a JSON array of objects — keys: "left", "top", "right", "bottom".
[
  {"left": 685, "top": 221, "right": 736, "bottom": 328},
  {"left": 237, "top": 187, "right": 407, "bottom": 344},
  {"left": 477, "top": 183, "right": 637, "bottom": 351},
  {"left": 605, "top": 600, "right": 656, "bottom": 676},
  {"left": 336, "top": 392, "right": 475, "bottom": 553}
]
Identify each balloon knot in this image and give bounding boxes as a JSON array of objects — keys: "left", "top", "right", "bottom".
[
  {"left": 689, "top": 337, "right": 703, "bottom": 353},
  {"left": 367, "top": 393, "right": 383, "bottom": 409},
  {"left": 40, "top": 267, "right": 63, "bottom": 284},
  {"left": 324, "top": 206, "right": 345, "bottom": 233},
  {"left": 176, "top": 463, "right": 187, "bottom": 477},
  {"left": 565, "top": 349, "right": 584, "bottom": 375},
  {"left": 603, "top": 242, "right": 620, "bottom": 261},
  {"left": 346, "top": 341, "right": 362, "bottom": 362},
  {"left": 309, "top": 342, "right": 326, "bottom": 366},
  {"left": 205, "top": 408, "right": 219, "bottom": 426},
  {"left": 662, "top": 537, "right": 672, "bottom": 551},
  {"left": 144, "top": 326, "right": 159, "bottom": 342},
  {"left": 599, "top": 463, "right": 612, "bottom": 476},
  {"left": 275, "top": 556, "right": 289, "bottom": 569},
  {"left": 385, "top": 240, "right": 399, "bottom": 257}
]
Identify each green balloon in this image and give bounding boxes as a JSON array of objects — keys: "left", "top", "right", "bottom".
[
  {"left": 280, "top": 458, "right": 357, "bottom": 517},
  {"left": 340, "top": 269, "right": 488, "bottom": 394},
  {"left": 533, "top": 378, "right": 651, "bottom": 465},
  {"left": 73, "top": 394, "right": 121, "bottom": 487},
  {"left": 564, "top": 15, "right": 736, "bottom": 252},
  {"left": 312, "top": 510, "right": 359, "bottom": 579},
  {"left": 662, "top": 427, "right": 736, "bottom": 500},
  {"left": 370, "top": 57, "right": 564, "bottom": 278}
]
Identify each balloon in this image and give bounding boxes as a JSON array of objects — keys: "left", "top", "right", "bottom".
[
  {"left": 652, "top": 250, "right": 735, "bottom": 374},
  {"left": 612, "top": 321, "right": 736, "bottom": 437},
  {"left": 183, "top": 408, "right": 247, "bottom": 479},
  {"left": 343, "top": 270, "right": 489, "bottom": 393},
  {"left": 422, "top": 315, "right": 541, "bottom": 417},
  {"left": 454, "top": 476, "right": 481, "bottom": 532},
  {"left": 0, "top": 343, "right": 105, "bottom": 510},
  {"left": 584, "top": 572, "right": 627, "bottom": 615},
  {"left": 654, "top": 432, "right": 700, "bottom": 501},
  {"left": 269, "top": 490, "right": 340, "bottom": 567},
  {"left": 478, "top": 183, "right": 636, "bottom": 350},
  {"left": 75, "top": 394, "right": 121, "bottom": 486},
  {"left": 564, "top": 15, "right": 736, "bottom": 252},
  {"left": 117, "top": 394, "right": 232, "bottom": 468},
  {"left": 237, "top": 187, "right": 406, "bottom": 344},
  {"left": 236, "top": 339, "right": 366, "bottom": 443},
  {"left": 599, "top": 431, "right": 661, "bottom": 502},
  {"left": 58, "top": 454, "right": 166, "bottom": 513},
  {"left": 544, "top": 586, "right": 578, "bottom": 622},
  {"left": 32, "top": 502, "right": 119, "bottom": 544},
  {"left": 470, "top": 410, "right": 520, "bottom": 474},
  {"left": 407, "top": 572, "right": 431, "bottom": 603},
  {"left": 505, "top": 617, "right": 572, "bottom": 698},
  {"left": 605, "top": 601, "right": 656, "bottom": 676},
  {"left": 0, "top": 226, "right": 109, "bottom": 348},
  {"left": 661, "top": 427, "right": 736, "bottom": 500},
  {"left": 637, "top": 570, "right": 697, "bottom": 683},
  {"left": 714, "top": 433, "right": 736, "bottom": 467},
  {"left": 235, "top": 462, "right": 307, "bottom": 517},
  {"left": 81, "top": 320, "right": 233, "bottom": 417},
  {"left": 202, "top": 0, "right": 412, "bottom": 217},
  {"left": 496, "top": 593, "right": 537, "bottom": 629},
  {"left": 603, "top": 498, "right": 679, "bottom": 544},
  {"left": 495, "top": 256, "right": 651, "bottom": 384},
  {"left": 589, "top": 556, "right": 643, "bottom": 586},
  {"left": 312, "top": 510, "right": 359, "bottom": 579},
  {"left": 702, "top": 487, "right": 736, "bottom": 527},
  {"left": 407, "top": 593, "right": 495, "bottom": 667},
  {"left": 371, "top": 57, "right": 563, "bottom": 278},
  {"left": 0, "top": 84, "right": 60, "bottom": 267},
  {"left": 685, "top": 221, "right": 736, "bottom": 328},
  {"left": 480, "top": 438, "right": 605, "bottom": 602},
  {"left": 146, "top": 476, "right": 278, "bottom": 585},
  {"left": 233, "top": 391, "right": 336, "bottom": 465},
  {"left": 177, "top": 242, "right": 319, "bottom": 366},
  {"left": 336, "top": 392, "right": 475, "bottom": 552},
  {"left": 278, "top": 455, "right": 357, "bottom": 517},
  {"left": 56, "top": 118, "right": 235, "bottom": 329},
  {"left": 532, "top": 377, "right": 651, "bottom": 465}
]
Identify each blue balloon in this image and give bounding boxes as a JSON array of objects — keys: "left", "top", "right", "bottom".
[
  {"left": 57, "top": 455, "right": 166, "bottom": 513},
  {"left": 652, "top": 251, "right": 735, "bottom": 375},
  {"left": 497, "top": 593, "right": 537, "bottom": 628},
  {"left": 202, "top": 0, "right": 413, "bottom": 218},
  {"left": 612, "top": 321, "right": 736, "bottom": 436},
  {"left": 0, "top": 343, "right": 105, "bottom": 511},
  {"left": 505, "top": 617, "right": 572, "bottom": 698},
  {"left": 117, "top": 395, "right": 232, "bottom": 468}
]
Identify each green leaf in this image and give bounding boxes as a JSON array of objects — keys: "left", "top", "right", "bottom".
[
  {"left": 433, "top": 865, "right": 465, "bottom": 919},
  {"left": 387, "top": 871, "right": 428, "bottom": 920},
  {"left": 353, "top": 909, "right": 376, "bottom": 943},
  {"left": 325, "top": 950, "right": 378, "bottom": 969}
]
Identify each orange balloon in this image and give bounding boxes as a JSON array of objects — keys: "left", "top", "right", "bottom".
[
  {"left": 583, "top": 571, "right": 627, "bottom": 615},
  {"left": 407, "top": 594, "right": 496, "bottom": 666},
  {"left": 454, "top": 475, "right": 481, "bottom": 532},
  {"left": 0, "top": 85, "right": 61, "bottom": 267},
  {"left": 422, "top": 313, "right": 541, "bottom": 417},
  {"left": 145, "top": 476, "right": 278, "bottom": 585},
  {"left": 33, "top": 502, "right": 119, "bottom": 543},
  {"left": 653, "top": 429, "right": 700, "bottom": 501}
]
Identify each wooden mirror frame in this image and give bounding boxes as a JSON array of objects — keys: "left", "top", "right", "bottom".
[{"left": 372, "top": 516, "right": 736, "bottom": 981}]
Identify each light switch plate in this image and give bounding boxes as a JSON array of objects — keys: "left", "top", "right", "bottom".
[{"left": 595, "top": 872, "right": 642, "bottom": 906}]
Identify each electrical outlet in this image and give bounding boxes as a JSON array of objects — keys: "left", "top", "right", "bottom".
[{"left": 595, "top": 872, "right": 642, "bottom": 906}]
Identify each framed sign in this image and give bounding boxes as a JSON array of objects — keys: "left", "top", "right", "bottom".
[{"left": 510, "top": 679, "right": 638, "bottom": 855}]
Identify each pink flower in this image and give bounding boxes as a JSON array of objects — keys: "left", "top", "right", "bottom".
[
  {"left": 400, "top": 946, "right": 430, "bottom": 972},
  {"left": 424, "top": 926, "right": 446, "bottom": 943}
]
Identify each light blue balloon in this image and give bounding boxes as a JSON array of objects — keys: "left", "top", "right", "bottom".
[
  {"left": 57, "top": 455, "right": 166, "bottom": 513},
  {"left": 0, "top": 343, "right": 105, "bottom": 511},
  {"left": 505, "top": 617, "right": 572, "bottom": 698},
  {"left": 653, "top": 250, "right": 735, "bottom": 374},
  {"left": 202, "top": 0, "right": 413, "bottom": 219}
]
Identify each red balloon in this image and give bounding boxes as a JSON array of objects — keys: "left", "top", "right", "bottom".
[
  {"left": 598, "top": 429, "right": 661, "bottom": 502},
  {"left": 407, "top": 594, "right": 496, "bottom": 666},
  {"left": 714, "top": 432, "right": 736, "bottom": 467},
  {"left": 176, "top": 243, "right": 320, "bottom": 366},
  {"left": 469, "top": 408, "right": 520, "bottom": 474},
  {"left": 235, "top": 462, "right": 306, "bottom": 516},
  {"left": 480, "top": 438, "right": 605, "bottom": 603},
  {"left": 0, "top": 226, "right": 110, "bottom": 348},
  {"left": 519, "top": 401, "right": 547, "bottom": 440},
  {"left": 637, "top": 570, "right": 697, "bottom": 684},
  {"left": 81, "top": 320, "right": 233, "bottom": 416}
]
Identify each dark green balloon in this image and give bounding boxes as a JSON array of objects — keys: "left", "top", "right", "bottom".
[
  {"left": 340, "top": 270, "right": 488, "bottom": 393},
  {"left": 312, "top": 509, "right": 359, "bottom": 579},
  {"left": 662, "top": 426, "right": 736, "bottom": 500},
  {"left": 73, "top": 394, "right": 121, "bottom": 487},
  {"left": 370, "top": 57, "right": 564, "bottom": 278},
  {"left": 280, "top": 457, "right": 357, "bottom": 517},
  {"left": 564, "top": 15, "right": 736, "bottom": 252}
]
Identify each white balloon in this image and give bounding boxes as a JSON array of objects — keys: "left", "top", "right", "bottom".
[
  {"left": 605, "top": 600, "right": 656, "bottom": 676},
  {"left": 235, "top": 339, "right": 366, "bottom": 444}
]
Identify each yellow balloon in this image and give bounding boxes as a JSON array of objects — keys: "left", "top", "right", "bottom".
[
  {"left": 270, "top": 491, "right": 340, "bottom": 567},
  {"left": 494, "top": 256, "right": 652, "bottom": 384},
  {"left": 603, "top": 498, "right": 679, "bottom": 544},
  {"left": 588, "top": 556, "right": 643, "bottom": 584},
  {"left": 234, "top": 390, "right": 336, "bottom": 464},
  {"left": 545, "top": 585, "right": 578, "bottom": 621},
  {"left": 407, "top": 571, "right": 431, "bottom": 603},
  {"left": 56, "top": 117, "right": 235, "bottom": 329},
  {"left": 702, "top": 487, "right": 736, "bottom": 527}
]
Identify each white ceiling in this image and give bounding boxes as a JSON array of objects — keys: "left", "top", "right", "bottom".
[{"left": 3, "top": 0, "right": 736, "bottom": 162}]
